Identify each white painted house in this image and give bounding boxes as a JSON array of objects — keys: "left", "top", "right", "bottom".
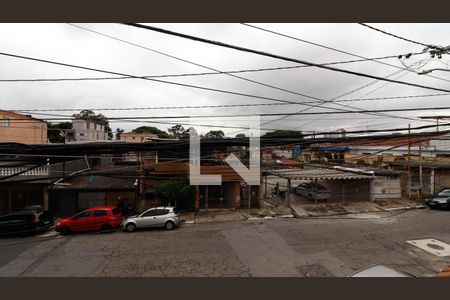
[{"left": 65, "top": 119, "right": 108, "bottom": 143}]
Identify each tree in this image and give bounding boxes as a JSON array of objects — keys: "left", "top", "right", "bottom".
[
  {"left": 168, "top": 124, "right": 190, "bottom": 139},
  {"left": 47, "top": 122, "right": 73, "bottom": 143},
  {"left": 235, "top": 133, "right": 246, "bottom": 138},
  {"left": 115, "top": 128, "right": 124, "bottom": 140},
  {"left": 132, "top": 126, "right": 170, "bottom": 138},
  {"left": 262, "top": 130, "right": 303, "bottom": 138},
  {"left": 72, "top": 109, "right": 113, "bottom": 139},
  {"left": 154, "top": 179, "right": 195, "bottom": 208},
  {"left": 205, "top": 130, "right": 225, "bottom": 139}
]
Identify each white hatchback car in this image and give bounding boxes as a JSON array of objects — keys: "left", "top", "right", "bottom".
[{"left": 122, "top": 206, "right": 181, "bottom": 232}]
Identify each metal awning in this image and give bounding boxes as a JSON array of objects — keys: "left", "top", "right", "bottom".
[{"left": 265, "top": 168, "right": 373, "bottom": 180}]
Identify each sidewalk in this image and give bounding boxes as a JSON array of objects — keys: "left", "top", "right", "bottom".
[
  {"left": 290, "top": 198, "right": 426, "bottom": 217},
  {"left": 180, "top": 205, "right": 294, "bottom": 224},
  {"left": 179, "top": 198, "right": 427, "bottom": 223}
]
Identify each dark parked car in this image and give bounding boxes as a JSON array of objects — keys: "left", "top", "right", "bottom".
[
  {"left": 425, "top": 188, "right": 450, "bottom": 209},
  {"left": 0, "top": 208, "right": 54, "bottom": 236}
]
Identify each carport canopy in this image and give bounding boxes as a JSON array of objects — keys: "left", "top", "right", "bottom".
[
  {"left": 264, "top": 168, "right": 373, "bottom": 205},
  {"left": 264, "top": 168, "right": 374, "bottom": 180}
]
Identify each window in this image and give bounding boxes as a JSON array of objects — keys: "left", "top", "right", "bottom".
[
  {"left": 158, "top": 209, "right": 170, "bottom": 215},
  {"left": 86, "top": 122, "right": 90, "bottom": 129},
  {"left": 79, "top": 133, "right": 85, "bottom": 137},
  {"left": 2, "top": 117, "right": 10, "bottom": 127},
  {"left": 142, "top": 209, "right": 158, "bottom": 217},
  {"left": 74, "top": 211, "right": 91, "bottom": 219},
  {"left": 92, "top": 210, "right": 107, "bottom": 217},
  {"left": 437, "top": 190, "right": 450, "bottom": 197},
  {"left": 94, "top": 124, "right": 97, "bottom": 130}
]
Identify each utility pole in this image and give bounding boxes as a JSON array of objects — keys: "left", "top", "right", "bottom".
[
  {"left": 248, "top": 184, "right": 251, "bottom": 209},
  {"left": 419, "top": 143, "right": 423, "bottom": 201},
  {"left": 407, "top": 124, "right": 411, "bottom": 199}
]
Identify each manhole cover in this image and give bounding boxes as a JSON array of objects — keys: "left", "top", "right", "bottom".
[{"left": 406, "top": 239, "right": 450, "bottom": 257}]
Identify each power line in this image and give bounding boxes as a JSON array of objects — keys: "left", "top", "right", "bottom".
[
  {"left": 358, "top": 23, "right": 440, "bottom": 49},
  {"left": 297, "top": 61, "right": 425, "bottom": 128},
  {"left": 334, "top": 93, "right": 450, "bottom": 103},
  {"left": 241, "top": 23, "right": 450, "bottom": 84},
  {"left": 122, "top": 23, "right": 450, "bottom": 93},
  {"left": 5, "top": 106, "right": 450, "bottom": 120},
  {"left": 11, "top": 102, "right": 290, "bottom": 112},
  {"left": 0, "top": 32, "right": 438, "bottom": 129},
  {"left": 9, "top": 92, "right": 450, "bottom": 113},
  {"left": 0, "top": 59, "right": 402, "bottom": 83},
  {"left": 234, "top": 24, "right": 441, "bottom": 130},
  {"left": 0, "top": 51, "right": 375, "bottom": 115},
  {"left": 67, "top": 23, "right": 328, "bottom": 106},
  {"left": 0, "top": 51, "right": 427, "bottom": 133},
  {"left": 117, "top": 23, "right": 449, "bottom": 132},
  {"left": 68, "top": 23, "right": 410, "bottom": 123},
  {"left": 262, "top": 64, "right": 415, "bottom": 131}
]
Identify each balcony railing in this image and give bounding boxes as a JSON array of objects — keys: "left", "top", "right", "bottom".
[{"left": 0, "top": 166, "right": 49, "bottom": 177}]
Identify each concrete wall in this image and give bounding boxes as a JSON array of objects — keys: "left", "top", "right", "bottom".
[{"left": 0, "top": 111, "right": 47, "bottom": 144}]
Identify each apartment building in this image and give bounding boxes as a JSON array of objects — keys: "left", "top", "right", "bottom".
[{"left": 0, "top": 110, "right": 47, "bottom": 144}]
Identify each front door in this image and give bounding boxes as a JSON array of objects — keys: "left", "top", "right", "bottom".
[
  {"left": 89, "top": 209, "right": 109, "bottom": 231},
  {"left": 70, "top": 211, "right": 92, "bottom": 232},
  {"left": 138, "top": 209, "right": 160, "bottom": 227}
]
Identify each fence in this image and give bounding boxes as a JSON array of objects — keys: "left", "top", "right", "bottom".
[{"left": 0, "top": 166, "right": 49, "bottom": 176}]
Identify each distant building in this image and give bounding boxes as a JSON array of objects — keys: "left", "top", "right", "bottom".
[
  {"left": 65, "top": 119, "right": 108, "bottom": 143},
  {"left": 120, "top": 132, "right": 158, "bottom": 143},
  {"left": 323, "top": 128, "right": 346, "bottom": 139},
  {"left": 0, "top": 110, "right": 47, "bottom": 144}
]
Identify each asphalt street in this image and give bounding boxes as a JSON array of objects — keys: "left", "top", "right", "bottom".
[{"left": 0, "top": 209, "right": 449, "bottom": 277}]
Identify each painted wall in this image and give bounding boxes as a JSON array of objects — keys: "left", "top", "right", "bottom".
[{"left": 0, "top": 111, "right": 47, "bottom": 144}]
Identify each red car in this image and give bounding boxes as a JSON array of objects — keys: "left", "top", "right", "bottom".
[{"left": 55, "top": 206, "right": 123, "bottom": 235}]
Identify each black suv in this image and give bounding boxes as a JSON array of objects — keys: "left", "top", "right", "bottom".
[{"left": 0, "top": 206, "right": 54, "bottom": 236}]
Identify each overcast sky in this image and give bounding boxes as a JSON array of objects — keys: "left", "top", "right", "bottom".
[{"left": 1, "top": 23, "right": 450, "bottom": 137}]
